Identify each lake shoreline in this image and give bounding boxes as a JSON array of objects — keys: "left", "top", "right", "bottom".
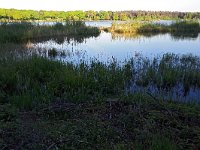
[
  {"left": 1, "top": 55, "right": 200, "bottom": 149},
  {"left": 1, "top": 20, "right": 200, "bottom": 149}
]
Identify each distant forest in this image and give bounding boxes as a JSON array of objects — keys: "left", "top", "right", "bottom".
[{"left": 0, "top": 8, "right": 200, "bottom": 21}]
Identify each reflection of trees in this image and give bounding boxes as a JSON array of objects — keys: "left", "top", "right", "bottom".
[
  {"left": 19, "top": 31, "right": 99, "bottom": 45},
  {"left": 111, "top": 32, "right": 141, "bottom": 40},
  {"left": 111, "top": 32, "right": 165, "bottom": 40},
  {"left": 170, "top": 32, "right": 199, "bottom": 40},
  {"left": 111, "top": 32, "right": 199, "bottom": 40},
  {"left": 28, "top": 35, "right": 66, "bottom": 44},
  {"left": 53, "top": 36, "right": 65, "bottom": 44}
]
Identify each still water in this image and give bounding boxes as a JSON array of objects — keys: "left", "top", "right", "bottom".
[
  {"left": 27, "top": 21, "right": 200, "bottom": 102},
  {"left": 0, "top": 21, "right": 200, "bottom": 101},
  {"left": 33, "top": 31, "right": 200, "bottom": 63}
]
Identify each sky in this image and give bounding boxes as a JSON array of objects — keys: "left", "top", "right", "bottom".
[{"left": 0, "top": 0, "right": 199, "bottom": 12}]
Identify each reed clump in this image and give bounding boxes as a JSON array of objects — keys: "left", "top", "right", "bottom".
[
  {"left": 1, "top": 53, "right": 200, "bottom": 109},
  {"left": 107, "top": 21, "right": 200, "bottom": 35},
  {"left": 1, "top": 54, "right": 200, "bottom": 149},
  {"left": 0, "top": 21, "right": 100, "bottom": 43},
  {"left": 0, "top": 56, "right": 132, "bottom": 109}
]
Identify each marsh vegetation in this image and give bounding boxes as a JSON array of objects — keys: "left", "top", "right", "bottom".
[
  {"left": 0, "top": 21, "right": 100, "bottom": 43},
  {"left": 106, "top": 21, "right": 200, "bottom": 37},
  {"left": 1, "top": 53, "right": 200, "bottom": 108},
  {"left": 1, "top": 54, "right": 200, "bottom": 149},
  {"left": 0, "top": 19, "right": 200, "bottom": 149}
]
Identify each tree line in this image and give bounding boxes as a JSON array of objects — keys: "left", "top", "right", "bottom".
[{"left": 0, "top": 8, "right": 199, "bottom": 21}]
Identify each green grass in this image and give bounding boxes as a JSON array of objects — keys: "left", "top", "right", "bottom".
[
  {"left": 1, "top": 19, "right": 200, "bottom": 149},
  {"left": 0, "top": 21, "right": 100, "bottom": 43},
  {"left": 107, "top": 21, "right": 200, "bottom": 38},
  {"left": 0, "top": 56, "right": 132, "bottom": 109},
  {"left": 106, "top": 22, "right": 169, "bottom": 33},
  {"left": 0, "top": 54, "right": 200, "bottom": 149},
  {"left": 0, "top": 96, "right": 199, "bottom": 149},
  {"left": 1, "top": 54, "right": 200, "bottom": 109}
]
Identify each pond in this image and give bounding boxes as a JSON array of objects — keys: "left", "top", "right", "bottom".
[
  {"left": 30, "top": 21, "right": 200, "bottom": 102},
  {"left": 33, "top": 30, "right": 200, "bottom": 63},
  {"left": 1, "top": 21, "right": 200, "bottom": 102}
]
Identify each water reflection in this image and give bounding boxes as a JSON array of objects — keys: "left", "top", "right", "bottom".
[
  {"left": 32, "top": 31, "right": 200, "bottom": 63},
  {"left": 171, "top": 32, "right": 199, "bottom": 40},
  {"left": 128, "top": 83, "right": 200, "bottom": 102},
  {"left": 1, "top": 20, "right": 200, "bottom": 102},
  {"left": 111, "top": 31, "right": 200, "bottom": 41},
  {"left": 1, "top": 22, "right": 200, "bottom": 102},
  {"left": 111, "top": 32, "right": 141, "bottom": 40}
]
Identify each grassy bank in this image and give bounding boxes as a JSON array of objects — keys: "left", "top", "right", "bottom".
[
  {"left": 106, "top": 21, "right": 200, "bottom": 36},
  {"left": 0, "top": 56, "right": 132, "bottom": 109},
  {"left": 1, "top": 54, "right": 200, "bottom": 109},
  {"left": 1, "top": 98, "right": 200, "bottom": 149},
  {"left": 1, "top": 55, "right": 200, "bottom": 149},
  {"left": 0, "top": 21, "right": 100, "bottom": 43}
]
